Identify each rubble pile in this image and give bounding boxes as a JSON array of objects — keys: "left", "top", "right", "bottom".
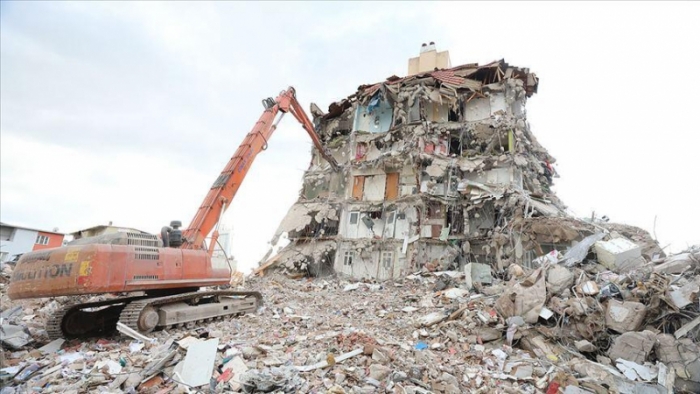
[
  {"left": 3, "top": 45, "right": 699, "bottom": 393},
  {"left": 2, "top": 244, "right": 700, "bottom": 393}
]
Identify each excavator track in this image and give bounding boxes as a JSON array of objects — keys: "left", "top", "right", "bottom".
[
  {"left": 118, "top": 290, "right": 263, "bottom": 335},
  {"left": 46, "top": 291, "right": 262, "bottom": 339},
  {"left": 46, "top": 295, "right": 149, "bottom": 339}
]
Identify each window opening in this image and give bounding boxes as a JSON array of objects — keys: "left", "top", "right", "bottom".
[
  {"left": 343, "top": 251, "right": 354, "bottom": 266},
  {"left": 381, "top": 251, "right": 393, "bottom": 269},
  {"left": 35, "top": 235, "right": 49, "bottom": 245}
]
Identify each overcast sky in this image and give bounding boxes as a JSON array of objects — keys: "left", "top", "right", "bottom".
[{"left": 2, "top": 2, "right": 698, "bottom": 272}]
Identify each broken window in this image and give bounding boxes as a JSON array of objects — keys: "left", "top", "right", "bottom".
[
  {"left": 292, "top": 217, "right": 339, "bottom": 239},
  {"left": 447, "top": 205, "right": 464, "bottom": 235},
  {"left": 0, "top": 226, "right": 15, "bottom": 241},
  {"left": 349, "top": 212, "right": 359, "bottom": 225},
  {"left": 353, "top": 95, "right": 393, "bottom": 134},
  {"left": 343, "top": 251, "right": 354, "bottom": 266},
  {"left": 427, "top": 202, "right": 443, "bottom": 219},
  {"left": 381, "top": 251, "right": 393, "bottom": 269},
  {"left": 367, "top": 211, "right": 382, "bottom": 220},
  {"left": 302, "top": 177, "right": 330, "bottom": 200},
  {"left": 448, "top": 108, "right": 459, "bottom": 122},
  {"left": 355, "top": 143, "right": 368, "bottom": 161},
  {"left": 467, "top": 201, "right": 496, "bottom": 236},
  {"left": 449, "top": 135, "right": 462, "bottom": 155},
  {"left": 383, "top": 210, "right": 396, "bottom": 238}
]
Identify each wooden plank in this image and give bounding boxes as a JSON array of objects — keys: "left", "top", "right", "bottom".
[
  {"left": 352, "top": 176, "right": 365, "bottom": 200},
  {"left": 385, "top": 173, "right": 399, "bottom": 201},
  {"left": 254, "top": 254, "right": 282, "bottom": 277}
]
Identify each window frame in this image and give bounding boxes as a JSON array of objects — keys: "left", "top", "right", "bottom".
[
  {"left": 343, "top": 251, "right": 354, "bottom": 266},
  {"left": 35, "top": 234, "right": 50, "bottom": 245},
  {"left": 380, "top": 251, "right": 393, "bottom": 269}
]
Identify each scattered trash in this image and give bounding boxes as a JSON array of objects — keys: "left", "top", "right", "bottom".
[
  {"left": 414, "top": 342, "right": 428, "bottom": 350},
  {"left": 116, "top": 322, "right": 155, "bottom": 343}
]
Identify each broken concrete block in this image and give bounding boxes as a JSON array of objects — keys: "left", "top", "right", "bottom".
[
  {"left": 495, "top": 268, "right": 546, "bottom": 324},
  {"left": 547, "top": 265, "right": 574, "bottom": 295},
  {"left": 675, "top": 315, "right": 700, "bottom": 339},
  {"left": 605, "top": 299, "right": 647, "bottom": 333},
  {"left": 417, "top": 311, "right": 447, "bottom": 327},
  {"left": 667, "top": 281, "right": 699, "bottom": 309},
  {"left": 464, "top": 263, "right": 492, "bottom": 290},
  {"left": 575, "top": 340, "right": 597, "bottom": 353},
  {"left": 656, "top": 333, "right": 700, "bottom": 385},
  {"left": 608, "top": 331, "right": 656, "bottom": 365},
  {"left": 442, "top": 288, "right": 469, "bottom": 299},
  {"left": 653, "top": 252, "right": 698, "bottom": 274},
  {"left": 0, "top": 324, "right": 31, "bottom": 349},
  {"left": 369, "top": 364, "right": 391, "bottom": 381},
  {"left": 595, "top": 238, "right": 645, "bottom": 272},
  {"left": 39, "top": 338, "right": 65, "bottom": 354},
  {"left": 478, "top": 327, "right": 502, "bottom": 343},
  {"left": 615, "top": 359, "right": 657, "bottom": 382}
]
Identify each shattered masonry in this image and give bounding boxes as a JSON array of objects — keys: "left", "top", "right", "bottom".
[{"left": 265, "top": 45, "right": 662, "bottom": 280}]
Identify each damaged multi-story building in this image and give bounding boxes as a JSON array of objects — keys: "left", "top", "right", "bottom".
[{"left": 263, "top": 43, "right": 662, "bottom": 280}]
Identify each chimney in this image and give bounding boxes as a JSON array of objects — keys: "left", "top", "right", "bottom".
[{"left": 408, "top": 42, "right": 451, "bottom": 75}]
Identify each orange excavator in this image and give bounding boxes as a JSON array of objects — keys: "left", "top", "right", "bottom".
[{"left": 7, "top": 87, "right": 339, "bottom": 339}]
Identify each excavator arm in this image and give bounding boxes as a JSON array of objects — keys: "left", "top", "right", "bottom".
[{"left": 181, "top": 87, "right": 339, "bottom": 251}]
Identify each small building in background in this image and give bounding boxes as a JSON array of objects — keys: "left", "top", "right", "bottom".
[
  {"left": 70, "top": 222, "right": 148, "bottom": 241},
  {"left": 0, "top": 222, "right": 65, "bottom": 263}
]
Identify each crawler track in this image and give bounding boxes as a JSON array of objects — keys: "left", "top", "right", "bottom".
[
  {"left": 46, "top": 295, "right": 148, "bottom": 339},
  {"left": 118, "top": 290, "right": 262, "bottom": 334},
  {"left": 46, "top": 291, "right": 262, "bottom": 339}
]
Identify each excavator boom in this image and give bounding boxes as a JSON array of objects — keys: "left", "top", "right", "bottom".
[{"left": 182, "top": 87, "right": 338, "bottom": 250}]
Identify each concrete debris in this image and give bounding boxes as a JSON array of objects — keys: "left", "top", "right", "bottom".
[
  {"left": 0, "top": 324, "right": 31, "bottom": 349},
  {"left": 574, "top": 340, "right": 597, "bottom": 353},
  {"left": 464, "top": 262, "right": 492, "bottom": 290},
  {"left": 495, "top": 267, "right": 546, "bottom": 324},
  {"left": 608, "top": 330, "right": 656, "bottom": 365},
  {"left": 561, "top": 232, "right": 607, "bottom": 267},
  {"left": 2, "top": 45, "right": 700, "bottom": 394},
  {"left": 595, "top": 237, "right": 645, "bottom": 273},
  {"left": 605, "top": 300, "right": 647, "bottom": 333},
  {"left": 38, "top": 338, "right": 64, "bottom": 354},
  {"left": 547, "top": 265, "right": 574, "bottom": 295}
]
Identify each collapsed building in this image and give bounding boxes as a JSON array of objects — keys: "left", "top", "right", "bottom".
[{"left": 263, "top": 43, "right": 663, "bottom": 280}]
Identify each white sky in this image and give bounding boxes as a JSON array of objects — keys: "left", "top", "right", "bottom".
[{"left": 2, "top": 2, "right": 699, "bottom": 273}]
